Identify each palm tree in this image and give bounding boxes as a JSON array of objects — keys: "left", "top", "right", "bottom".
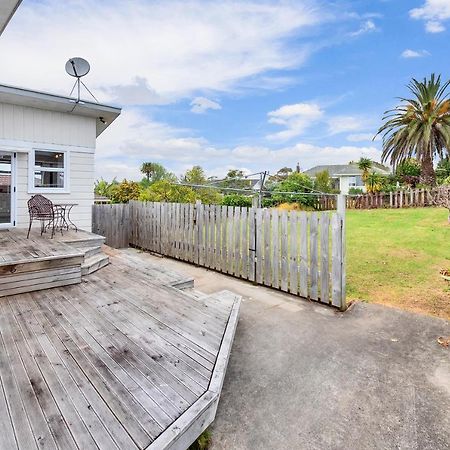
[
  {"left": 357, "top": 157, "right": 372, "bottom": 182},
  {"left": 376, "top": 74, "right": 450, "bottom": 186},
  {"left": 140, "top": 162, "right": 158, "bottom": 181},
  {"left": 365, "top": 172, "right": 384, "bottom": 193}
]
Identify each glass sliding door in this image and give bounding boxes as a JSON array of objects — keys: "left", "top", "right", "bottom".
[{"left": 0, "top": 152, "right": 14, "bottom": 226}]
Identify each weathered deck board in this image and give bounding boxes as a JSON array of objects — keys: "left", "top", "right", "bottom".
[{"left": 0, "top": 249, "right": 240, "bottom": 450}]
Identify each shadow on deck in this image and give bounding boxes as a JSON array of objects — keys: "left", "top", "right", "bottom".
[{"left": 0, "top": 244, "right": 240, "bottom": 449}]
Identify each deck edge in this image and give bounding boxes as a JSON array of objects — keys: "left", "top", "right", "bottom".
[{"left": 146, "top": 294, "right": 241, "bottom": 450}]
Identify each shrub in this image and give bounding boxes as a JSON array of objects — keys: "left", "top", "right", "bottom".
[
  {"left": 348, "top": 187, "right": 364, "bottom": 195},
  {"left": 108, "top": 180, "right": 140, "bottom": 203},
  {"left": 222, "top": 194, "right": 253, "bottom": 207},
  {"left": 139, "top": 180, "right": 196, "bottom": 203},
  {"left": 271, "top": 172, "right": 315, "bottom": 207}
]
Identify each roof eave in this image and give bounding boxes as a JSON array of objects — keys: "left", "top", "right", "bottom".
[
  {"left": 0, "top": 0, "right": 22, "bottom": 36},
  {"left": 0, "top": 84, "right": 121, "bottom": 137}
]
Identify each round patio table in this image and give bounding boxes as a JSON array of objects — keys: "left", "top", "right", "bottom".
[{"left": 54, "top": 203, "right": 78, "bottom": 232}]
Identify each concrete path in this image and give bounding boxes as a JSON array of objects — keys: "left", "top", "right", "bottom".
[{"left": 129, "top": 250, "right": 450, "bottom": 450}]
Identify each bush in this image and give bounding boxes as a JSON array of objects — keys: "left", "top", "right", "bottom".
[
  {"left": 222, "top": 194, "right": 253, "bottom": 207},
  {"left": 348, "top": 187, "right": 364, "bottom": 195},
  {"left": 139, "top": 180, "right": 197, "bottom": 203},
  {"left": 271, "top": 172, "right": 315, "bottom": 207},
  {"left": 108, "top": 180, "right": 140, "bottom": 203}
]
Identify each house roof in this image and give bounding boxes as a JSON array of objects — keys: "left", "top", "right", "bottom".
[
  {"left": 0, "top": 0, "right": 21, "bottom": 36},
  {"left": 304, "top": 164, "right": 390, "bottom": 178},
  {"left": 0, "top": 84, "right": 121, "bottom": 137}
]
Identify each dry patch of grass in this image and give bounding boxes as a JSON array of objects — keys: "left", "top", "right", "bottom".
[{"left": 346, "top": 208, "right": 450, "bottom": 320}]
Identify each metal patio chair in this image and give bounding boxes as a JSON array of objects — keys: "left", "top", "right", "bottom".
[{"left": 27, "top": 194, "right": 62, "bottom": 239}]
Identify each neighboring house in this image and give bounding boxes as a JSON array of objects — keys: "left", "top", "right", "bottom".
[
  {"left": 303, "top": 164, "right": 391, "bottom": 194},
  {"left": 0, "top": 84, "right": 121, "bottom": 231}
]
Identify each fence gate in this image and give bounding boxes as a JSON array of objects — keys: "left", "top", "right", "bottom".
[{"left": 93, "top": 200, "right": 346, "bottom": 309}]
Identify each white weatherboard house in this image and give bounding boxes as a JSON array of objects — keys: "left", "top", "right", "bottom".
[
  {"left": 0, "top": 2, "right": 121, "bottom": 232},
  {"left": 0, "top": 85, "right": 121, "bottom": 231}
]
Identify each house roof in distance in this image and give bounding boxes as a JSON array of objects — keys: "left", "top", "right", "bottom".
[
  {"left": 304, "top": 163, "right": 391, "bottom": 178},
  {"left": 0, "top": 0, "right": 21, "bottom": 36},
  {"left": 0, "top": 84, "right": 121, "bottom": 137}
]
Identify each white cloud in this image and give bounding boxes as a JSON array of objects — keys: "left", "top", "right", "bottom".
[
  {"left": 267, "top": 102, "right": 324, "bottom": 141},
  {"left": 401, "top": 49, "right": 430, "bottom": 58},
  {"left": 0, "top": 0, "right": 324, "bottom": 103},
  {"left": 425, "top": 20, "right": 446, "bottom": 32},
  {"left": 190, "top": 97, "right": 221, "bottom": 114},
  {"left": 410, "top": 0, "right": 450, "bottom": 33},
  {"left": 95, "top": 108, "right": 382, "bottom": 180},
  {"left": 100, "top": 77, "right": 170, "bottom": 106},
  {"left": 349, "top": 20, "right": 377, "bottom": 37},
  {"left": 327, "top": 115, "right": 373, "bottom": 135}
]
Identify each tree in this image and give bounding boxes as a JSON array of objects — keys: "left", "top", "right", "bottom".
[
  {"left": 183, "top": 166, "right": 207, "bottom": 184},
  {"left": 365, "top": 172, "right": 385, "bottom": 193},
  {"left": 395, "top": 158, "right": 421, "bottom": 188},
  {"left": 218, "top": 169, "right": 250, "bottom": 190},
  {"left": 376, "top": 74, "right": 450, "bottom": 186},
  {"left": 314, "top": 170, "right": 335, "bottom": 193},
  {"left": 140, "top": 162, "right": 176, "bottom": 185},
  {"left": 436, "top": 158, "right": 450, "bottom": 184},
  {"left": 182, "top": 166, "right": 223, "bottom": 204},
  {"left": 140, "top": 162, "right": 157, "bottom": 181},
  {"left": 271, "top": 172, "right": 315, "bottom": 207},
  {"left": 269, "top": 167, "right": 293, "bottom": 183},
  {"left": 357, "top": 157, "right": 372, "bottom": 183},
  {"left": 140, "top": 180, "right": 196, "bottom": 203},
  {"left": 94, "top": 178, "right": 117, "bottom": 197}
]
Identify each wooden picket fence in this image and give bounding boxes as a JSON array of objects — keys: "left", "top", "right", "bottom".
[
  {"left": 92, "top": 203, "right": 130, "bottom": 248},
  {"left": 93, "top": 201, "right": 346, "bottom": 309},
  {"left": 346, "top": 188, "right": 433, "bottom": 209}
]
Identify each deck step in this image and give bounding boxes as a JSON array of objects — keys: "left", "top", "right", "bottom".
[
  {"left": 179, "top": 287, "right": 208, "bottom": 300},
  {"left": 64, "top": 235, "right": 106, "bottom": 249},
  {"left": 81, "top": 253, "right": 109, "bottom": 276},
  {"left": 83, "top": 245, "right": 102, "bottom": 259}
]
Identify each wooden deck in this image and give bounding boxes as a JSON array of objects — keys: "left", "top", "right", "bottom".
[{"left": 0, "top": 248, "right": 240, "bottom": 449}]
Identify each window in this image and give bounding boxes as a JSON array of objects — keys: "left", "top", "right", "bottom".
[
  {"left": 348, "top": 176, "right": 357, "bottom": 187},
  {"left": 29, "top": 150, "right": 69, "bottom": 192}
]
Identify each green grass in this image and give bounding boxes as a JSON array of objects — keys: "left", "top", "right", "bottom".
[{"left": 346, "top": 207, "right": 450, "bottom": 319}]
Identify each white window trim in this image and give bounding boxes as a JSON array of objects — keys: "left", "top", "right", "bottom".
[
  {"left": 28, "top": 149, "right": 70, "bottom": 194},
  {"left": 0, "top": 151, "right": 16, "bottom": 229}
]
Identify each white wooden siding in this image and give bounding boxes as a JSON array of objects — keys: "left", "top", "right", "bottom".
[
  {"left": 0, "top": 103, "right": 96, "bottom": 148},
  {"left": 15, "top": 151, "right": 95, "bottom": 231}
]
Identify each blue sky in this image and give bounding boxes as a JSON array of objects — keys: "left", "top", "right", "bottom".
[{"left": 1, "top": 0, "right": 449, "bottom": 180}]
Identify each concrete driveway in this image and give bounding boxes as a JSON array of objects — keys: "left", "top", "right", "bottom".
[{"left": 130, "top": 251, "right": 450, "bottom": 450}]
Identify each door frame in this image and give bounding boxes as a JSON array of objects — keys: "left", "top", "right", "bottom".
[{"left": 0, "top": 151, "right": 16, "bottom": 229}]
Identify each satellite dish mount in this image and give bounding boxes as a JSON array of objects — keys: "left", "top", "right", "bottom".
[{"left": 65, "top": 57, "right": 98, "bottom": 103}]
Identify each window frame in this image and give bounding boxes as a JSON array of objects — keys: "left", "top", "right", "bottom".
[{"left": 28, "top": 149, "right": 70, "bottom": 193}]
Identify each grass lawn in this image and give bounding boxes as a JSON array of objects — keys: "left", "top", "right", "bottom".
[{"left": 346, "top": 207, "right": 450, "bottom": 320}]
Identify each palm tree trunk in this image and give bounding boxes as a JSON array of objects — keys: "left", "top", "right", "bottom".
[{"left": 420, "top": 150, "right": 436, "bottom": 185}]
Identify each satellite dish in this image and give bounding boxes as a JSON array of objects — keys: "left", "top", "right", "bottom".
[
  {"left": 65, "top": 57, "right": 90, "bottom": 78},
  {"left": 65, "top": 57, "right": 98, "bottom": 103}
]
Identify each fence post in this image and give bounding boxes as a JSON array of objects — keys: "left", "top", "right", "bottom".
[
  {"left": 337, "top": 195, "right": 347, "bottom": 311},
  {"left": 195, "top": 200, "right": 202, "bottom": 265}
]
